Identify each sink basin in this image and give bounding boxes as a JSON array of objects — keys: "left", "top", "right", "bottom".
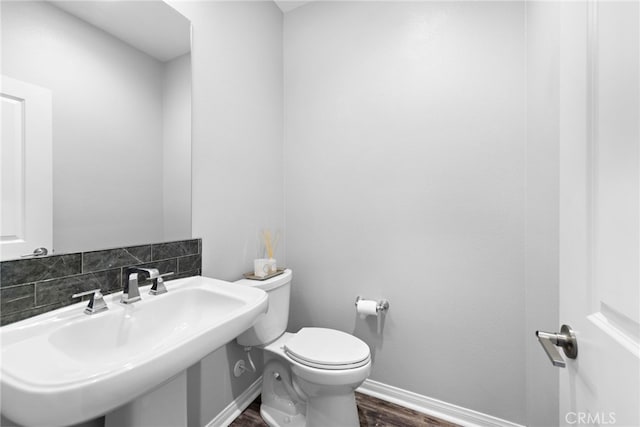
[{"left": 0, "top": 275, "right": 268, "bottom": 427}]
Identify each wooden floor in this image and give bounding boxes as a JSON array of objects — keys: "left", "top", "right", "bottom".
[{"left": 229, "top": 392, "right": 460, "bottom": 427}]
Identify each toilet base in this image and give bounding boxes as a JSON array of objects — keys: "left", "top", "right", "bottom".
[
  {"left": 304, "top": 392, "right": 360, "bottom": 427},
  {"left": 261, "top": 392, "right": 360, "bottom": 427},
  {"left": 261, "top": 404, "right": 306, "bottom": 427}
]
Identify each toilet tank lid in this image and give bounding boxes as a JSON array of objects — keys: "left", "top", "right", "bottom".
[{"left": 234, "top": 269, "right": 292, "bottom": 291}]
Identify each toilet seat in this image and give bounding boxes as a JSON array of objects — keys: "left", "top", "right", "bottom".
[{"left": 284, "top": 328, "right": 370, "bottom": 370}]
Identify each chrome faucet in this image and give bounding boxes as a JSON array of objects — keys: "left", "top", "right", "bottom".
[{"left": 122, "top": 267, "right": 159, "bottom": 304}]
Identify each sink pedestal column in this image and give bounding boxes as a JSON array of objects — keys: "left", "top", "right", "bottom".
[{"left": 105, "top": 371, "right": 187, "bottom": 427}]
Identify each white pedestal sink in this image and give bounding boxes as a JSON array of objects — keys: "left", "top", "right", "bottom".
[
  {"left": 105, "top": 371, "right": 188, "bottom": 427},
  {"left": 0, "top": 275, "right": 268, "bottom": 427}
]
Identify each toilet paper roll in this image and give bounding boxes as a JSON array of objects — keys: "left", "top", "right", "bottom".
[{"left": 356, "top": 299, "right": 378, "bottom": 316}]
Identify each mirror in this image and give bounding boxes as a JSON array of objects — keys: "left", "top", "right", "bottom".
[{"left": 1, "top": 0, "right": 191, "bottom": 256}]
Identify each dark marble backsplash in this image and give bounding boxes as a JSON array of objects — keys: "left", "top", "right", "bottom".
[{"left": 0, "top": 239, "right": 202, "bottom": 326}]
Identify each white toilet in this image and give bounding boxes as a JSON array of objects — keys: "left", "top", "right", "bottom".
[{"left": 236, "top": 269, "right": 371, "bottom": 427}]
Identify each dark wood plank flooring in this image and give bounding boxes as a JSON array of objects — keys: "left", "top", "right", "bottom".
[{"left": 229, "top": 392, "right": 460, "bottom": 427}]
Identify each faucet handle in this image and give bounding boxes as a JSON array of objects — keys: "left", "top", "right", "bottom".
[
  {"left": 149, "top": 272, "right": 174, "bottom": 296},
  {"left": 72, "top": 289, "right": 109, "bottom": 315}
]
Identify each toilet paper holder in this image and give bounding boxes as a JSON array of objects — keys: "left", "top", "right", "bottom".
[{"left": 355, "top": 296, "right": 390, "bottom": 314}]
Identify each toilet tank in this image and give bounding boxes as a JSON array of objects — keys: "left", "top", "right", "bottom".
[{"left": 236, "top": 269, "right": 292, "bottom": 347}]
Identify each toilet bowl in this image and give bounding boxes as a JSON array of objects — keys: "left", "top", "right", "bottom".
[{"left": 235, "top": 270, "right": 371, "bottom": 427}]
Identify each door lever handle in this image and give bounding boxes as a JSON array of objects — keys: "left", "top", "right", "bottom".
[
  {"left": 535, "top": 324, "right": 578, "bottom": 368},
  {"left": 21, "top": 247, "right": 48, "bottom": 258}
]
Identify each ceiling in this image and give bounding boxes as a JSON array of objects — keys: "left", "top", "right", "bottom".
[
  {"left": 273, "top": 0, "right": 314, "bottom": 13},
  {"left": 50, "top": 1, "right": 191, "bottom": 62}
]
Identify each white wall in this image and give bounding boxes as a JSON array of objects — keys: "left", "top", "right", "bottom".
[
  {"left": 524, "top": 2, "right": 561, "bottom": 426},
  {"left": 166, "top": 2, "right": 283, "bottom": 425},
  {"left": 163, "top": 53, "right": 193, "bottom": 241},
  {"left": 284, "top": 1, "right": 527, "bottom": 423},
  {"left": 1, "top": 1, "right": 165, "bottom": 253}
]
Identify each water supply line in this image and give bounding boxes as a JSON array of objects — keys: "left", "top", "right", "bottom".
[
  {"left": 244, "top": 347, "right": 257, "bottom": 373},
  {"left": 233, "top": 347, "right": 258, "bottom": 377}
]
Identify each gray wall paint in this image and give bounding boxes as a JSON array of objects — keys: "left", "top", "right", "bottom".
[
  {"left": 167, "top": 2, "right": 283, "bottom": 425},
  {"left": 170, "top": 1, "right": 285, "bottom": 281},
  {"left": 283, "top": 1, "right": 527, "bottom": 424},
  {"left": 1, "top": 1, "right": 165, "bottom": 253},
  {"left": 524, "top": 2, "right": 561, "bottom": 426},
  {"left": 163, "top": 53, "right": 193, "bottom": 242}
]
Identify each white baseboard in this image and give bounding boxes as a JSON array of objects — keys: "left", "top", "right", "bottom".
[
  {"left": 206, "top": 376, "right": 263, "bottom": 427},
  {"left": 210, "top": 376, "right": 523, "bottom": 427},
  {"left": 357, "top": 379, "right": 524, "bottom": 427}
]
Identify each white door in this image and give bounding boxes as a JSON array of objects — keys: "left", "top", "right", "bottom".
[
  {"left": 0, "top": 76, "right": 53, "bottom": 260},
  {"left": 558, "top": 1, "right": 640, "bottom": 426}
]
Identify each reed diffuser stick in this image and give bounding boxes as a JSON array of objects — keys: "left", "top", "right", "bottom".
[{"left": 263, "top": 230, "right": 274, "bottom": 259}]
